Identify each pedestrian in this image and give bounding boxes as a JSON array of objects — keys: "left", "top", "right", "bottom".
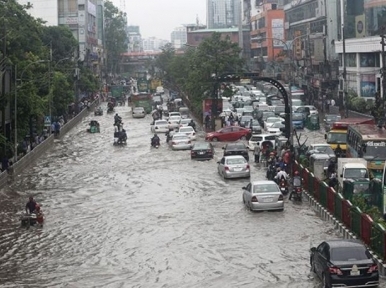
[
  {"left": 1, "top": 156, "right": 9, "bottom": 172},
  {"left": 254, "top": 144, "right": 260, "bottom": 163}
]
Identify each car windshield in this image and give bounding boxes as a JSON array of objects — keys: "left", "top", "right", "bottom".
[
  {"left": 330, "top": 246, "right": 370, "bottom": 262},
  {"left": 170, "top": 117, "right": 180, "bottom": 121},
  {"left": 241, "top": 116, "right": 253, "bottom": 122},
  {"left": 134, "top": 108, "right": 143, "bottom": 112},
  {"left": 227, "top": 144, "right": 246, "bottom": 150},
  {"left": 157, "top": 121, "right": 167, "bottom": 125},
  {"left": 272, "top": 122, "right": 284, "bottom": 128},
  {"left": 325, "top": 115, "right": 341, "bottom": 122},
  {"left": 226, "top": 158, "right": 246, "bottom": 165},
  {"left": 252, "top": 120, "right": 260, "bottom": 126},
  {"left": 180, "top": 128, "right": 193, "bottom": 133},
  {"left": 253, "top": 183, "right": 280, "bottom": 193},
  {"left": 251, "top": 136, "right": 263, "bottom": 142},
  {"left": 267, "top": 118, "right": 280, "bottom": 123},
  {"left": 193, "top": 143, "right": 209, "bottom": 150},
  {"left": 327, "top": 132, "right": 347, "bottom": 144},
  {"left": 313, "top": 146, "right": 334, "bottom": 154},
  {"left": 345, "top": 168, "right": 368, "bottom": 178},
  {"left": 292, "top": 114, "right": 304, "bottom": 121},
  {"left": 262, "top": 112, "right": 275, "bottom": 119},
  {"left": 173, "top": 135, "right": 189, "bottom": 140}
]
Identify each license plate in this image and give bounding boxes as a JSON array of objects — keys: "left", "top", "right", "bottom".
[
  {"left": 263, "top": 198, "right": 273, "bottom": 203},
  {"left": 234, "top": 168, "right": 242, "bottom": 171},
  {"left": 198, "top": 152, "right": 204, "bottom": 155},
  {"left": 350, "top": 270, "right": 360, "bottom": 276}
]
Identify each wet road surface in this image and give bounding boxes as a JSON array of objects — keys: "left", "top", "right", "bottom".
[{"left": 0, "top": 103, "right": 382, "bottom": 287}]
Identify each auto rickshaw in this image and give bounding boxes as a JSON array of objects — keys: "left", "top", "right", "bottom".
[
  {"left": 309, "top": 153, "right": 330, "bottom": 179},
  {"left": 306, "top": 114, "right": 320, "bottom": 130}
]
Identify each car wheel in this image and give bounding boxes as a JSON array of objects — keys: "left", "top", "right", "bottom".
[
  {"left": 240, "top": 136, "right": 247, "bottom": 140},
  {"left": 212, "top": 137, "right": 218, "bottom": 142},
  {"left": 322, "top": 273, "right": 330, "bottom": 288}
]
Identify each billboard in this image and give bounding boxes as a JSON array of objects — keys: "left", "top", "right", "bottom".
[{"left": 202, "top": 99, "right": 223, "bottom": 124}]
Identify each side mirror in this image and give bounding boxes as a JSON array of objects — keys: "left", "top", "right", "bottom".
[{"left": 310, "top": 247, "right": 316, "bottom": 253}]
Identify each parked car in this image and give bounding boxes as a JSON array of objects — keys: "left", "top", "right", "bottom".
[
  {"left": 178, "top": 126, "right": 196, "bottom": 140},
  {"left": 151, "top": 120, "right": 169, "bottom": 133},
  {"left": 310, "top": 239, "right": 379, "bottom": 288},
  {"left": 170, "top": 133, "right": 192, "bottom": 150},
  {"left": 191, "top": 142, "right": 214, "bottom": 160},
  {"left": 205, "top": 127, "right": 252, "bottom": 142},
  {"left": 292, "top": 113, "right": 305, "bottom": 129},
  {"left": 223, "top": 142, "right": 249, "bottom": 161},
  {"left": 242, "top": 180, "right": 284, "bottom": 211},
  {"left": 217, "top": 155, "right": 250, "bottom": 179},
  {"left": 132, "top": 107, "right": 146, "bottom": 118}
]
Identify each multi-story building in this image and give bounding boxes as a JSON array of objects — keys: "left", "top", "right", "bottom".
[
  {"left": 207, "top": 0, "right": 241, "bottom": 29},
  {"left": 142, "top": 38, "right": 169, "bottom": 52},
  {"left": 250, "top": 1, "right": 285, "bottom": 68},
  {"left": 283, "top": 0, "right": 331, "bottom": 102},
  {"left": 171, "top": 26, "right": 187, "bottom": 49},
  {"left": 335, "top": 0, "right": 386, "bottom": 100},
  {"left": 127, "top": 26, "right": 142, "bottom": 53},
  {"left": 17, "top": 0, "right": 105, "bottom": 72}
]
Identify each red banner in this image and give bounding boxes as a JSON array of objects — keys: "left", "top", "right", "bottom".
[{"left": 202, "top": 99, "right": 223, "bottom": 124}]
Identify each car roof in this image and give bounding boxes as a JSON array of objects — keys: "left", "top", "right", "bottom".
[
  {"left": 155, "top": 120, "right": 167, "bottom": 123},
  {"left": 251, "top": 180, "right": 277, "bottom": 185},
  {"left": 226, "top": 142, "right": 246, "bottom": 147},
  {"left": 325, "top": 239, "right": 364, "bottom": 248}
]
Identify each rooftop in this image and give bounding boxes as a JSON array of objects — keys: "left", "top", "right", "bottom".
[{"left": 189, "top": 28, "right": 249, "bottom": 33}]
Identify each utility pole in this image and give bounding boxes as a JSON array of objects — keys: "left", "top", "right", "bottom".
[
  {"left": 381, "top": 30, "right": 386, "bottom": 113},
  {"left": 49, "top": 41, "right": 52, "bottom": 128},
  {"left": 341, "top": 0, "right": 347, "bottom": 116}
]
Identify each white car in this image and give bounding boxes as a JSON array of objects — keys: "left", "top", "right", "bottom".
[
  {"left": 178, "top": 126, "right": 196, "bottom": 140},
  {"left": 170, "top": 133, "right": 192, "bottom": 150},
  {"left": 168, "top": 112, "right": 181, "bottom": 120},
  {"left": 179, "top": 118, "right": 192, "bottom": 127},
  {"left": 132, "top": 107, "right": 146, "bottom": 118},
  {"left": 151, "top": 120, "right": 169, "bottom": 133},
  {"left": 264, "top": 117, "right": 283, "bottom": 130},
  {"left": 248, "top": 134, "right": 277, "bottom": 150},
  {"left": 266, "top": 122, "right": 285, "bottom": 134},
  {"left": 168, "top": 116, "right": 181, "bottom": 129}
]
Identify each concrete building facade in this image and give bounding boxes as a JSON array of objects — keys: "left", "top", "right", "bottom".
[{"left": 171, "top": 27, "right": 187, "bottom": 49}]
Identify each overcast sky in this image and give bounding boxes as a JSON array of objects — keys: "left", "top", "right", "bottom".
[{"left": 113, "top": 0, "right": 206, "bottom": 40}]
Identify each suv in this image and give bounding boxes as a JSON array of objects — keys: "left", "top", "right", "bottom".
[{"left": 223, "top": 143, "right": 249, "bottom": 161}]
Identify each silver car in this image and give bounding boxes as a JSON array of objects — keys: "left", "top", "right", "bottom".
[
  {"left": 217, "top": 155, "right": 250, "bottom": 179},
  {"left": 170, "top": 133, "right": 192, "bottom": 150},
  {"left": 242, "top": 180, "right": 284, "bottom": 211},
  {"left": 132, "top": 107, "right": 146, "bottom": 118}
]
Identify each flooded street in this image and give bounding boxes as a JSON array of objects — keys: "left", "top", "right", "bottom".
[{"left": 0, "top": 103, "right": 380, "bottom": 288}]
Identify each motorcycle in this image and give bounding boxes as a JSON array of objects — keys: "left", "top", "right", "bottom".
[
  {"left": 20, "top": 212, "right": 44, "bottom": 228},
  {"left": 151, "top": 138, "right": 160, "bottom": 149},
  {"left": 266, "top": 164, "right": 276, "bottom": 180},
  {"left": 279, "top": 178, "right": 289, "bottom": 195},
  {"left": 292, "top": 186, "right": 303, "bottom": 201}
]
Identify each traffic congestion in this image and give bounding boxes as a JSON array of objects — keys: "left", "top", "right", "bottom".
[{"left": 0, "top": 80, "right": 383, "bottom": 287}]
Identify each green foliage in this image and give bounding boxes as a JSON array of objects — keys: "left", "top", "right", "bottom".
[
  {"left": 78, "top": 66, "right": 99, "bottom": 93},
  {"left": 351, "top": 194, "right": 385, "bottom": 226},
  {"left": 104, "top": 0, "right": 128, "bottom": 75},
  {"left": 41, "top": 26, "right": 78, "bottom": 62},
  {"left": 51, "top": 71, "right": 74, "bottom": 116},
  {"left": 155, "top": 33, "right": 243, "bottom": 117}
]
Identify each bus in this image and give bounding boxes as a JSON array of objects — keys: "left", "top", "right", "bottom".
[
  {"left": 347, "top": 124, "right": 386, "bottom": 179},
  {"left": 325, "top": 118, "right": 375, "bottom": 153}
]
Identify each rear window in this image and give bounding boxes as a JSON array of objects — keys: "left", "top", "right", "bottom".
[
  {"left": 227, "top": 144, "right": 246, "bottom": 150},
  {"left": 330, "top": 247, "right": 370, "bottom": 262},
  {"left": 157, "top": 121, "right": 167, "bottom": 125},
  {"left": 253, "top": 184, "right": 280, "bottom": 193},
  {"left": 180, "top": 127, "right": 193, "bottom": 132},
  {"left": 173, "top": 135, "right": 189, "bottom": 140},
  {"left": 251, "top": 136, "right": 263, "bottom": 141},
  {"left": 193, "top": 143, "right": 210, "bottom": 150},
  {"left": 226, "top": 158, "right": 246, "bottom": 165}
]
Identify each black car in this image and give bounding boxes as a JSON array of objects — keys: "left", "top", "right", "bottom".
[
  {"left": 191, "top": 142, "right": 214, "bottom": 160},
  {"left": 223, "top": 143, "right": 249, "bottom": 161},
  {"left": 310, "top": 239, "right": 379, "bottom": 288},
  {"left": 239, "top": 116, "right": 254, "bottom": 128}
]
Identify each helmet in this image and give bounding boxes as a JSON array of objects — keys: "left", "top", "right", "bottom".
[{"left": 294, "top": 171, "right": 299, "bottom": 176}]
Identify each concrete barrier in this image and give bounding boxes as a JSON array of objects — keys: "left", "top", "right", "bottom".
[
  {"left": 1, "top": 99, "right": 99, "bottom": 188},
  {"left": 303, "top": 190, "right": 386, "bottom": 276}
]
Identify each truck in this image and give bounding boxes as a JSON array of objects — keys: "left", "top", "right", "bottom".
[
  {"left": 131, "top": 93, "right": 153, "bottom": 114},
  {"left": 337, "top": 158, "right": 369, "bottom": 189},
  {"left": 325, "top": 118, "right": 375, "bottom": 153}
]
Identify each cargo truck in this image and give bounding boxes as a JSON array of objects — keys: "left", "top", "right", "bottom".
[
  {"left": 337, "top": 158, "right": 369, "bottom": 189},
  {"left": 131, "top": 93, "right": 152, "bottom": 114}
]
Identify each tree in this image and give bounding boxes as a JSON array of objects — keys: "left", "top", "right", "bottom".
[{"left": 104, "top": 0, "right": 128, "bottom": 76}]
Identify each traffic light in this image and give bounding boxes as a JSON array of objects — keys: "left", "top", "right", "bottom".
[{"left": 280, "top": 113, "right": 291, "bottom": 139}]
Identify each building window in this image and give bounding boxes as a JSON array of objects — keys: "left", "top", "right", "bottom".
[
  {"left": 68, "top": 0, "right": 77, "bottom": 12},
  {"left": 347, "top": 53, "right": 356, "bottom": 67},
  {"left": 360, "top": 53, "right": 379, "bottom": 67}
]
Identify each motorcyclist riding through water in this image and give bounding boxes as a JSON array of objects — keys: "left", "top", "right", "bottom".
[
  {"left": 114, "top": 113, "right": 122, "bottom": 125},
  {"left": 151, "top": 133, "right": 160, "bottom": 147},
  {"left": 289, "top": 171, "right": 302, "bottom": 200},
  {"left": 165, "top": 128, "right": 174, "bottom": 143},
  {"left": 274, "top": 167, "right": 289, "bottom": 183},
  {"left": 188, "top": 120, "right": 196, "bottom": 131}
]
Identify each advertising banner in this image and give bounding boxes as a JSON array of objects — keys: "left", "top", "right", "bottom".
[{"left": 202, "top": 99, "right": 223, "bottom": 125}]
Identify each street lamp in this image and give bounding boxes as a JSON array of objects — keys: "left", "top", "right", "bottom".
[{"left": 14, "top": 60, "right": 48, "bottom": 162}]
